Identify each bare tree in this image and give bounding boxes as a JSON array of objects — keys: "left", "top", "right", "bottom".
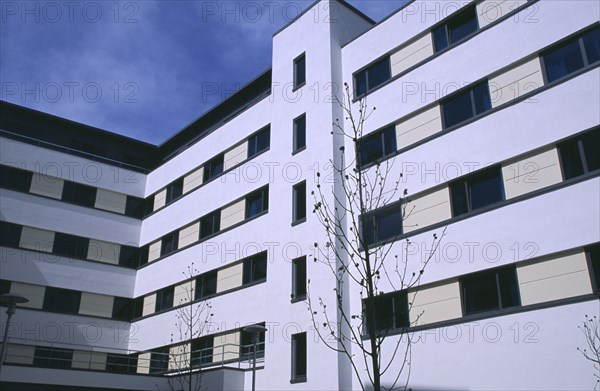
[
  {"left": 166, "top": 264, "right": 216, "bottom": 391},
  {"left": 578, "top": 314, "right": 600, "bottom": 391},
  {"left": 308, "top": 83, "right": 445, "bottom": 391}
]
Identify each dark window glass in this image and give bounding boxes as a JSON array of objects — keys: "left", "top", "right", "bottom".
[
  {"left": 293, "top": 181, "right": 306, "bottom": 223},
  {"left": 358, "top": 126, "right": 396, "bottom": 167},
  {"left": 43, "top": 287, "right": 81, "bottom": 314},
  {"left": 119, "top": 245, "right": 142, "bottom": 268},
  {"left": 125, "top": 196, "right": 147, "bottom": 218},
  {"left": 200, "top": 211, "right": 220, "bottom": 239},
  {"left": 543, "top": 38, "right": 585, "bottom": 83},
  {"left": 246, "top": 187, "right": 268, "bottom": 219},
  {"left": 450, "top": 166, "right": 504, "bottom": 217},
  {"left": 292, "top": 256, "right": 307, "bottom": 300},
  {"left": 442, "top": 81, "right": 491, "bottom": 128},
  {"left": 558, "top": 128, "right": 600, "bottom": 179},
  {"left": 155, "top": 287, "right": 174, "bottom": 312},
  {"left": 354, "top": 57, "right": 391, "bottom": 97},
  {"left": 433, "top": 5, "right": 478, "bottom": 53},
  {"left": 149, "top": 348, "right": 169, "bottom": 374},
  {"left": 363, "top": 291, "right": 408, "bottom": 332},
  {"left": 160, "top": 231, "right": 179, "bottom": 256},
  {"left": 462, "top": 266, "right": 520, "bottom": 315},
  {"left": 243, "top": 252, "right": 267, "bottom": 285},
  {"left": 582, "top": 27, "right": 600, "bottom": 64},
  {"left": 361, "top": 204, "right": 403, "bottom": 246},
  {"left": 52, "top": 233, "right": 89, "bottom": 259},
  {"left": 61, "top": 181, "right": 97, "bottom": 207},
  {"left": 0, "top": 279, "right": 11, "bottom": 295},
  {"left": 203, "top": 155, "right": 224, "bottom": 182},
  {"left": 291, "top": 332, "right": 307, "bottom": 381},
  {"left": 166, "top": 178, "right": 183, "bottom": 204},
  {"left": 241, "top": 326, "right": 265, "bottom": 359},
  {"left": 196, "top": 270, "right": 218, "bottom": 300},
  {"left": 0, "top": 221, "right": 22, "bottom": 248},
  {"left": 293, "top": 115, "right": 306, "bottom": 152},
  {"left": 33, "top": 347, "right": 73, "bottom": 369},
  {"left": 586, "top": 244, "right": 600, "bottom": 292},
  {"left": 294, "top": 53, "right": 306, "bottom": 88},
  {"left": 106, "top": 353, "right": 137, "bottom": 374},
  {"left": 248, "top": 126, "right": 271, "bottom": 158},
  {"left": 191, "top": 337, "right": 214, "bottom": 367},
  {"left": 112, "top": 297, "right": 134, "bottom": 321},
  {"left": 0, "top": 165, "right": 32, "bottom": 192},
  {"left": 132, "top": 297, "right": 144, "bottom": 319},
  {"left": 355, "top": 70, "right": 368, "bottom": 97}
]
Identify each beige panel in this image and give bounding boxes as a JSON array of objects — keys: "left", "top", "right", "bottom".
[
  {"left": 409, "top": 281, "right": 462, "bottom": 325},
  {"left": 403, "top": 187, "right": 452, "bottom": 234},
  {"left": 173, "top": 280, "right": 195, "bottom": 307},
  {"left": 19, "top": 226, "right": 54, "bottom": 253},
  {"left": 391, "top": 33, "right": 434, "bottom": 77},
  {"left": 489, "top": 57, "right": 544, "bottom": 107},
  {"left": 79, "top": 292, "right": 114, "bottom": 318},
  {"left": 178, "top": 222, "right": 200, "bottom": 249},
  {"left": 183, "top": 167, "right": 204, "bottom": 194},
  {"left": 5, "top": 345, "right": 35, "bottom": 365},
  {"left": 220, "top": 199, "right": 246, "bottom": 230},
  {"left": 224, "top": 143, "right": 248, "bottom": 171},
  {"left": 153, "top": 189, "right": 167, "bottom": 211},
  {"left": 477, "top": 0, "right": 528, "bottom": 28},
  {"left": 517, "top": 252, "right": 593, "bottom": 306},
  {"left": 148, "top": 240, "right": 162, "bottom": 263},
  {"left": 169, "top": 343, "right": 191, "bottom": 371},
  {"left": 10, "top": 282, "right": 45, "bottom": 309},
  {"left": 137, "top": 352, "right": 152, "bottom": 374},
  {"left": 72, "top": 351, "right": 107, "bottom": 370},
  {"left": 87, "top": 239, "right": 120, "bottom": 264},
  {"left": 216, "top": 262, "right": 243, "bottom": 293},
  {"left": 29, "top": 173, "right": 64, "bottom": 199},
  {"left": 502, "top": 148, "right": 563, "bottom": 199},
  {"left": 213, "top": 331, "right": 239, "bottom": 362},
  {"left": 94, "top": 188, "right": 127, "bottom": 214},
  {"left": 142, "top": 294, "right": 156, "bottom": 317},
  {"left": 396, "top": 106, "right": 443, "bottom": 150}
]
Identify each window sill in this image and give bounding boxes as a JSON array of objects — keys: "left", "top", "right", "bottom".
[
  {"left": 291, "top": 218, "right": 307, "bottom": 227},
  {"left": 292, "top": 83, "right": 306, "bottom": 93},
  {"left": 291, "top": 295, "right": 306, "bottom": 304},
  {"left": 290, "top": 376, "right": 307, "bottom": 384},
  {"left": 292, "top": 146, "right": 306, "bottom": 156}
]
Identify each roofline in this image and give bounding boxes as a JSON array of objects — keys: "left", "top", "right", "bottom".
[{"left": 272, "top": 0, "right": 375, "bottom": 38}]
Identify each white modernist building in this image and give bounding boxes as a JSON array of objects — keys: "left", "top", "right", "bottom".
[{"left": 0, "top": 1, "right": 599, "bottom": 390}]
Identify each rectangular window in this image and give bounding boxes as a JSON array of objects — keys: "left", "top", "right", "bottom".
[
  {"left": 200, "top": 211, "right": 221, "bottom": 239},
  {"left": 291, "top": 332, "right": 307, "bottom": 382},
  {"left": 191, "top": 337, "right": 214, "bottom": 367},
  {"left": 246, "top": 187, "right": 269, "bottom": 219},
  {"left": 149, "top": 348, "right": 169, "bottom": 374},
  {"left": 160, "top": 231, "right": 179, "bottom": 257},
  {"left": 558, "top": 128, "right": 600, "bottom": 180},
  {"left": 432, "top": 5, "right": 478, "bottom": 52},
  {"left": 125, "top": 196, "right": 149, "bottom": 218},
  {"left": 293, "top": 114, "right": 306, "bottom": 153},
  {"left": 441, "top": 80, "right": 491, "bottom": 129},
  {"left": 461, "top": 265, "right": 520, "bottom": 315},
  {"left": 241, "top": 325, "right": 266, "bottom": 360},
  {"left": 361, "top": 203, "right": 403, "bottom": 246},
  {"left": 196, "top": 270, "right": 217, "bottom": 300},
  {"left": 155, "top": 286, "right": 174, "bottom": 312},
  {"left": 363, "top": 290, "right": 408, "bottom": 333},
  {"left": 292, "top": 181, "right": 306, "bottom": 224},
  {"left": 243, "top": 251, "right": 267, "bottom": 285},
  {"left": 450, "top": 166, "right": 504, "bottom": 217},
  {"left": 542, "top": 26, "right": 600, "bottom": 83},
  {"left": 203, "top": 155, "right": 224, "bottom": 182},
  {"left": 106, "top": 353, "right": 137, "bottom": 374},
  {"left": 0, "top": 221, "right": 22, "bottom": 248},
  {"left": 53, "top": 232, "right": 89, "bottom": 259},
  {"left": 355, "top": 57, "right": 391, "bottom": 97},
  {"left": 294, "top": 53, "right": 306, "bottom": 89},
  {"left": 61, "top": 181, "right": 97, "bottom": 208},
  {"left": 33, "top": 347, "right": 73, "bottom": 369},
  {"left": 43, "top": 287, "right": 81, "bottom": 314},
  {"left": 0, "top": 279, "right": 11, "bottom": 295},
  {"left": 358, "top": 126, "right": 396, "bottom": 167},
  {"left": 0, "top": 165, "right": 32, "bottom": 192},
  {"left": 119, "top": 245, "right": 144, "bottom": 269},
  {"left": 112, "top": 297, "right": 135, "bottom": 321},
  {"left": 292, "top": 256, "right": 307, "bottom": 301},
  {"left": 587, "top": 244, "right": 600, "bottom": 292},
  {"left": 165, "top": 178, "right": 184, "bottom": 204},
  {"left": 248, "top": 126, "right": 270, "bottom": 158}
]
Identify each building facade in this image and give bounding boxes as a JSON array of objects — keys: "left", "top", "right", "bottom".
[{"left": 0, "top": 0, "right": 599, "bottom": 390}]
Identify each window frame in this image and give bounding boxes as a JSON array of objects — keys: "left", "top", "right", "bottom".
[
  {"left": 203, "top": 154, "right": 224, "bottom": 182},
  {"left": 248, "top": 126, "right": 271, "bottom": 158},
  {"left": 290, "top": 332, "right": 307, "bottom": 383},
  {"left": 61, "top": 180, "right": 97, "bottom": 208},
  {"left": 155, "top": 286, "right": 175, "bottom": 313},
  {"left": 165, "top": 178, "right": 184, "bottom": 204},
  {"left": 160, "top": 231, "right": 179, "bottom": 257},
  {"left": 449, "top": 165, "right": 505, "bottom": 217},
  {"left": 354, "top": 56, "right": 392, "bottom": 98},
  {"left": 586, "top": 244, "right": 600, "bottom": 293},
  {"left": 245, "top": 187, "right": 269, "bottom": 219},
  {"left": 200, "top": 211, "right": 221, "bottom": 239},
  {"left": 432, "top": 4, "right": 479, "bottom": 53},
  {"left": 460, "top": 265, "right": 521, "bottom": 316},
  {"left": 0, "top": 165, "right": 33, "bottom": 192},
  {"left": 440, "top": 80, "right": 491, "bottom": 129},
  {"left": 42, "top": 286, "right": 81, "bottom": 314},
  {"left": 292, "top": 113, "right": 307, "bottom": 154},
  {"left": 362, "top": 290, "right": 409, "bottom": 334},
  {"left": 293, "top": 52, "right": 306, "bottom": 90},
  {"left": 557, "top": 128, "right": 600, "bottom": 180},
  {"left": 357, "top": 125, "right": 397, "bottom": 168},
  {"left": 292, "top": 180, "right": 307, "bottom": 225},
  {"left": 360, "top": 202, "right": 403, "bottom": 247},
  {"left": 291, "top": 256, "right": 307, "bottom": 302},
  {"left": 195, "top": 270, "right": 218, "bottom": 300},
  {"left": 52, "top": 232, "right": 90, "bottom": 260},
  {"left": 242, "top": 251, "right": 268, "bottom": 285}
]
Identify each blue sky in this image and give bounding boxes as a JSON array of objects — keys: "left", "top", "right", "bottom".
[{"left": 1, "top": 1, "right": 405, "bottom": 144}]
